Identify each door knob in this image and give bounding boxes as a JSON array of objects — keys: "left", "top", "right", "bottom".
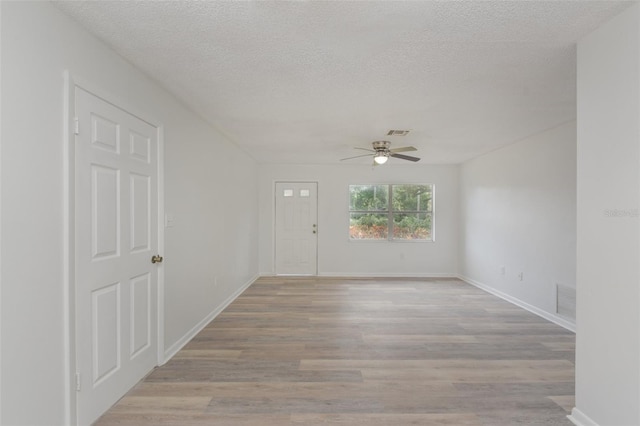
[{"left": 151, "top": 255, "right": 164, "bottom": 264}]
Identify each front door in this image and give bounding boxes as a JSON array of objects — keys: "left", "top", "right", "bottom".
[
  {"left": 75, "top": 87, "right": 160, "bottom": 425},
  {"left": 275, "top": 182, "right": 318, "bottom": 275}
]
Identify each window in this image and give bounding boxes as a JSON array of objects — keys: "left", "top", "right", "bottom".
[{"left": 349, "top": 184, "right": 433, "bottom": 241}]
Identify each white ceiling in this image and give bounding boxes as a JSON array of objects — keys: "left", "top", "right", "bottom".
[{"left": 54, "top": 0, "right": 634, "bottom": 165}]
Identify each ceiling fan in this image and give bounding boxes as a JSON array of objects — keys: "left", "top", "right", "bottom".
[{"left": 341, "top": 140, "right": 420, "bottom": 165}]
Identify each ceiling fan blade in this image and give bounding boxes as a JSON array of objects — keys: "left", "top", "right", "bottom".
[
  {"left": 354, "top": 147, "right": 375, "bottom": 152},
  {"left": 390, "top": 153, "right": 421, "bottom": 162},
  {"left": 390, "top": 146, "right": 417, "bottom": 153},
  {"left": 340, "top": 153, "right": 374, "bottom": 161}
]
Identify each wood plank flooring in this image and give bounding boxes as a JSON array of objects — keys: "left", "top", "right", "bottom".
[{"left": 95, "top": 277, "right": 575, "bottom": 425}]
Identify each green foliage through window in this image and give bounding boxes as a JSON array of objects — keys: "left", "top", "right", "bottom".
[{"left": 349, "top": 184, "right": 433, "bottom": 241}]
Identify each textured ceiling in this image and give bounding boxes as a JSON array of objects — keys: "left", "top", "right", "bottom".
[{"left": 54, "top": 0, "right": 634, "bottom": 165}]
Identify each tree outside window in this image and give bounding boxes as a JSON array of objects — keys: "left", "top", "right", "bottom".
[{"left": 349, "top": 184, "right": 433, "bottom": 241}]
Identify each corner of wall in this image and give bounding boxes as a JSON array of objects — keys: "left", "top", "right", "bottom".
[
  {"left": 575, "top": 3, "right": 640, "bottom": 425},
  {"left": 568, "top": 407, "right": 601, "bottom": 426}
]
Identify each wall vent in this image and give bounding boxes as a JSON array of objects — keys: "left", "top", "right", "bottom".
[
  {"left": 387, "top": 129, "right": 410, "bottom": 136},
  {"left": 556, "top": 283, "right": 576, "bottom": 319}
]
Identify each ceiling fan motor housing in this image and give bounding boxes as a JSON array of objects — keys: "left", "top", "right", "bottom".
[{"left": 372, "top": 140, "right": 391, "bottom": 152}]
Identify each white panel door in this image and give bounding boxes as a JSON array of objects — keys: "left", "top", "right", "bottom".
[
  {"left": 275, "top": 182, "right": 318, "bottom": 275},
  {"left": 75, "top": 87, "right": 159, "bottom": 425}
]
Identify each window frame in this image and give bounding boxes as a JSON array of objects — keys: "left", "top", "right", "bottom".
[{"left": 348, "top": 183, "right": 435, "bottom": 242}]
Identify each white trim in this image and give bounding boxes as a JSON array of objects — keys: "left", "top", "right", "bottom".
[
  {"left": 163, "top": 274, "right": 258, "bottom": 361},
  {"left": 457, "top": 274, "right": 576, "bottom": 332},
  {"left": 62, "top": 70, "right": 77, "bottom": 426},
  {"left": 156, "top": 125, "right": 166, "bottom": 365},
  {"left": 319, "top": 272, "right": 457, "bottom": 278},
  {"left": 64, "top": 72, "right": 166, "bottom": 425},
  {"left": 568, "top": 408, "right": 600, "bottom": 426}
]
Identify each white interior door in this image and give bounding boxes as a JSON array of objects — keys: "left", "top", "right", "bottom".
[
  {"left": 275, "top": 182, "right": 318, "bottom": 275},
  {"left": 75, "top": 87, "right": 160, "bottom": 425}
]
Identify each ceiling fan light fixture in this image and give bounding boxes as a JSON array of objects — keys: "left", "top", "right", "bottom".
[
  {"left": 374, "top": 153, "right": 388, "bottom": 164},
  {"left": 340, "top": 140, "right": 419, "bottom": 163}
]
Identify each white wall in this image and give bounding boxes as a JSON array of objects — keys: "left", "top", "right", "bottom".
[
  {"left": 0, "top": 4, "right": 3, "bottom": 422},
  {"left": 0, "top": 2, "right": 258, "bottom": 425},
  {"left": 258, "top": 164, "right": 458, "bottom": 276},
  {"left": 163, "top": 117, "right": 259, "bottom": 355},
  {"left": 458, "top": 121, "right": 577, "bottom": 329},
  {"left": 573, "top": 4, "right": 640, "bottom": 426}
]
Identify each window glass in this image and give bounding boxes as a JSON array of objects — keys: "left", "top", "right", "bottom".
[
  {"left": 349, "top": 184, "right": 433, "bottom": 241},
  {"left": 392, "top": 184, "right": 432, "bottom": 212},
  {"left": 393, "top": 213, "right": 431, "bottom": 240},
  {"left": 349, "top": 185, "right": 388, "bottom": 211},
  {"left": 349, "top": 213, "right": 389, "bottom": 239}
]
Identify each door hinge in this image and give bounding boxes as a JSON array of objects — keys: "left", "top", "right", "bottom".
[
  {"left": 74, "top": 117, "right": 79, "bottom": 135},
  {"left": 76, "top": 372, "right": 81, "bottom": 391}
]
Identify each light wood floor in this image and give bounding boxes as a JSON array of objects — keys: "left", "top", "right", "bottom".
[{"left": 96, "top": 277, "right": 575, "bottom": 426}]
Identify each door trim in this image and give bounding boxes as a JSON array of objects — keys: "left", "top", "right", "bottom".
[
  {"left": 273, "top": 181, "right": 319, "bottom": 276},
  {"left": 63, "top": 71, "right": 165, "bottom": 425}
]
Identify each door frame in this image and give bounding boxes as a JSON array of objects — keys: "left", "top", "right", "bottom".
[
  {"left": 273, "top": 181, "right": 319, "bottom": 276},
  {"left": 63, "top": 71, "right": 165, "bottom": 425}
]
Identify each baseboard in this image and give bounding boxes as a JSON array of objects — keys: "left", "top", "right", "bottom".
[
  {"left": 568, "top": 408, "right": 599, "bottom": 426},
  {"left": 260, "top": 272, "right": 458, "bottom": 278},
  {"left": 457, "top": 274, "right": 576, "bottom": 332},
  {"left": 319, "top": 272, "right": 458, "bottom": 278},
  {"left": 163, "top": 274, "right": 258, "bottom": 362}
]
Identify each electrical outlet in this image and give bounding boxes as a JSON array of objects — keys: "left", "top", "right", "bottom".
[{"left": 518, "top": 272, "right": 524, "bottom": 281}]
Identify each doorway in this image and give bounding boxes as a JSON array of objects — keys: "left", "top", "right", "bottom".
[
  {"left": 274, "top": 182, "right": 318, "bottom": 275},
  {"left": 73, "top": 86, "right": 162, "bottom": 425}
]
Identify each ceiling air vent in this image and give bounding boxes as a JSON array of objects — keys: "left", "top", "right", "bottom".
[{"left": 387, "top": 129, "right": 410, "bottom": 136}]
